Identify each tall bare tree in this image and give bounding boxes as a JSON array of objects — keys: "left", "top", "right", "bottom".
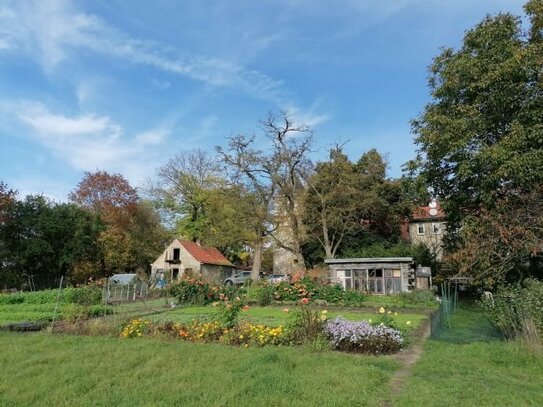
[{"left": 217, "top": 112, "right": 313, "bottom": 277}]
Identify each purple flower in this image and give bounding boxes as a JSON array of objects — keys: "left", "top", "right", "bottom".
[{"left": 324, "top": 317, "right": 403, "bottom": 354}]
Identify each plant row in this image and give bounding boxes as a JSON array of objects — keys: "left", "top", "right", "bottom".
[{"left": 121, "top": 299, "right": 410, "bottom": 355}]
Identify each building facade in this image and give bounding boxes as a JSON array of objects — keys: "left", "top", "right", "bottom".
[{"left": 151, "top": 239, "right": 234, "bottom": 284}]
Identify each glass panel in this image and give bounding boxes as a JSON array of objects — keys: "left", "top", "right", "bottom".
[
  {"left": 354, "top": 278, "right": 360, "bottom": 291},
  {"left": 385, "top": 269, "right": 392, "bottom": 277},
  {"left": 393, "top": 269, "right": 401, "bottom": 278},
  {"left": 353, "top": 269, "right": 360, "bottom": 277},
  {"left": 345, "top": 278, "right": 352, "bottom": 290},
  {"left": 375, "top": 278, "right": 383, "bottom": 293},
  {"left": 336, "top": 270, "right": 345, "bottom": 278},
  {"left": 376, "top": 269, "right": 383, "bottom": 278},
  {"left": 345, "top": 270, "right": 352, "bottom": 277},
  {"left": 393, "top": 278, "right": 402, "bottom": 293},
  {"left": 369, "top": 269, "right": 376, "bottom": 278}
]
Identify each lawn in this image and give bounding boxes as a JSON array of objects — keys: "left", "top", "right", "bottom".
[
  {"left": 394, "top": 305, "right": 543, "bottom": 406},
  {"left": 0, "top": 332, "right": 398, "bottom": 407},
  {"left": 146, "top": 305, "right": 427, "bottom": 330}
]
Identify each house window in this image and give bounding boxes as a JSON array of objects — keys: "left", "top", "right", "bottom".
[
  {"left": 417, "top": 224, "right": 425, "bottom": 235},
  {"left": 172, "top": 268, "right": 179, "bottom": 280},
  {"left": 173, "top": 248, "right": 180, "bottom": 261},
  {"left": 432, "top": 223, "right": 441, "bottom": 235}
]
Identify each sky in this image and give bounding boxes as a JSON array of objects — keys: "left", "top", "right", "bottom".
[{"left": 0, "top": 0, "right": 527, "bottom": 202}]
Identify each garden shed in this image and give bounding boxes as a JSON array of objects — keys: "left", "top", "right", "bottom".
[{"left": 325, "top": 257, "right": 422, "bottom": 294}]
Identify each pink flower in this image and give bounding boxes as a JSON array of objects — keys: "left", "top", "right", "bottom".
[
  {"left": 242, "top": 305, "right": 250, "bottom": 311},
  {"left": 300, "top": 298, "right": 309, "bottom": 305}
]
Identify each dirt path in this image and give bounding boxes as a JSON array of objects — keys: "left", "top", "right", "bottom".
[{"left": 382, "top": 316, "right": 432, "bottom": 407}]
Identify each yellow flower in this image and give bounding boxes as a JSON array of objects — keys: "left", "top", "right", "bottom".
[
  {"left": 406, "top": 321, "right": 411, "bottom": 325},
  {"left": 394, "top": 312, "right": 398, "bottom": 316},
  {"left": 379, "top": 307, "right": 385, "bottom": 314},
  {"left": 387, "top": 311, "right": 392, "bottom": 314},
  {"left": 239, "top": 335, "right": 244, "bottom": 339},
  {"left": 368, "top": 319, "right": 372, "bottom": 323},
  {"left": 322, "top": 310, "right": 328, "bottom": 314},
  {"left": 320, "top": 315, "right": 327, "bottom": 321}
]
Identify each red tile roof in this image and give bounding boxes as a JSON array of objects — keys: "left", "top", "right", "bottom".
[
  {"left": 411, "top": 202, "right": 446, "bottom": 221},
  {"left": 177, "top": 240, "right": 234, "bottom": 267}
]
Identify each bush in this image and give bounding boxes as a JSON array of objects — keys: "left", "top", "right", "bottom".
[
  {"left": 169, "top": 280, "right": 245, "bottom": 306},
  {"left": 256, "top": 284, "right": 274, "bottom": 306},
  {"left": 342, "top": 290, "right": 367, "bottom": 306},
  {"left": 271, "top": 278, "right": 366, "bottom": 306},
  {"left": 284, "top": 305, "right": 329, "bottom": 344},
  {"left": 324, "top": 317, "right": 404, "bottom": 354},
  {"left": 0, "top": 287, "right": 102, "bottom": 306},
  {"left": 480, "top": 279, "right": 543, "bottom": 341},
  {"left": 399, "top": 289, "right": 436, "bottom": 306}
]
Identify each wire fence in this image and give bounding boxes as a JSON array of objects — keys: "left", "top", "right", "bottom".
[
  {"left": 430, "top": 281, "right": 459, "bottom": 339},
  {"left": 102, "top": 279, "right": 149, "bottom": 304}
]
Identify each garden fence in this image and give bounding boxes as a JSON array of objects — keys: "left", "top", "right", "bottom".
[
  {"left": 102, "top": 279, "right": 149, "bottom": 304},
  {"left": 430, "top": 281, "right": 459, "bottom": 339}
]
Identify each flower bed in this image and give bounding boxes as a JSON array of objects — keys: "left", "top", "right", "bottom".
[{"left": 324, "top": 317, "right": 403, "bottom": 354}]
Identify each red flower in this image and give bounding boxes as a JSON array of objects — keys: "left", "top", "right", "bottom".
[{"left": 300, "top": 298, "right": 309, "bottom": 305}]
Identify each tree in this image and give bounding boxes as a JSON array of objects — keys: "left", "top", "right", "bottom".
[
  {"left": 217, "top": 111, "right": 313, "bottom": 277},
  {"left": 70, "top": 171, "right": 166, "bottom": 277},
  {"left": 450, "top": 188, "right": 543, "bottom": 287},
  {"left": 151, "top": 149, "right": 223, "bottom": 243},
  {"left": 0, "top": 195, "right": 102, "bottom": 288},
  {"left": 304, "top": 147, "right": 362, "bottom": 258},
  {"left": 411, "top": 2, "right": 543, "bottom": 226},
  {"left": 410, "top": 0, "right": 543, "bottom": 283}
]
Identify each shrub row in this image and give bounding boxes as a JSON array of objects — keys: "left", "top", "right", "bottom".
[
  {"left": 0, "top": 286, "right": 102, "bottom": 306},
  {"left": 480, "top": 278, "right": 543, "bottom": 340}
]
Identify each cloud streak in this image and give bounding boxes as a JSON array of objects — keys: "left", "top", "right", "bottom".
[{"left": 8, "top": 101, "right": 169, "bottom": 185}]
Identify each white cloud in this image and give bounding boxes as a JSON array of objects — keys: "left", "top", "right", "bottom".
[
  {"left": 7, "top": 101, "right": 170, "bottom": 185},
  {"left": 0, "top": 0, "right": 288, "bottom": 104}
]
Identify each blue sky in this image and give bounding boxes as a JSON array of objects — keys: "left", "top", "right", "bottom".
[{"left": 0, "top": 0, "right": 527, "bottom": 201}]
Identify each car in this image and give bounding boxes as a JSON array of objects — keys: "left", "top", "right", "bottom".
[
  {"left": 224, "top": 271, "right": 253, "bottom": 286},
  {"left": 266, "top": 274, "right": 290, "bottom": 284}
]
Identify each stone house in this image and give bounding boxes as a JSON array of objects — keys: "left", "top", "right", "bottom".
[
  {"left": 402, "top": 201, "right": 447, "bottom": 261},
  {"left": 151, "top": 239, "right": 234, "bottom": 284}
]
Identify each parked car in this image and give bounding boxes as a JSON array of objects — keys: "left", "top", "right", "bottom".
[
  {"left": 266, "top": 274, "right": 290, "bottom": 284},
  {"left": 224, "top": 271, "right": 253, "bottom": 286}
]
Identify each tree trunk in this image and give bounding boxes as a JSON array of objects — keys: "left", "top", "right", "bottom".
[{"left": 251, "top": 238, "right": 263, "bottom": 281}]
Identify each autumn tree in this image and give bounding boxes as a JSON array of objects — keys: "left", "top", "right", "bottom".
[
  {"left": 410, "top": 0, "right": 543, "bottom": 284},
  {"left": 70, "top": 171, "right": 166, "bottom": 277}
]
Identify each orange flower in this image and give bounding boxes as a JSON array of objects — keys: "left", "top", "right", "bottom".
[{"left": 242, "top": 305, "right": 250, "bottom": 311}]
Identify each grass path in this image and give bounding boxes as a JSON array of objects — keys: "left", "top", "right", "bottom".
[
  {"left": 382, "top": 314, "right": 432, "bottom": 407},
  {"left": 392, "top": 304, "right": 543, "bottom": 406}
]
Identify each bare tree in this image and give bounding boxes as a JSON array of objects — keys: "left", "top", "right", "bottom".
[{"left": 217, "top": 112, "right": 313, "bottom": 277}]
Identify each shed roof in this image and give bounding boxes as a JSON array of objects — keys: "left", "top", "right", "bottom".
[
  {"left": 177, "top": 239, "right": 234, "bottom": 267},
  {"left": 325, "top": 257, "right": 414, "bottom": 264}
]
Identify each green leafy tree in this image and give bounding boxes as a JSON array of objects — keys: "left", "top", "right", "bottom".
[
  {"left": 304, "top": 147, "right": 362, "bottom": 259},
  {"left": 410, "top": 0, "right": 543, "bottom": 284}
]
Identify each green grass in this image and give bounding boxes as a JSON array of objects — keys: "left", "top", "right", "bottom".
[
  {"left": 146, "top": 305, "right": 426, "bottom": 330},
  {"left": 0, "top": 332, "right": 398, "bottom": 406},
  {"left": 394, "top": 304, "right": 543, "bottom": 406}
]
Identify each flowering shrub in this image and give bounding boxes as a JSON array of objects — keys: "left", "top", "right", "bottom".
[
  {"left": 181, "top": 320, "right": 223, "bottom": 342},
  {"left": 271, "top": 277, "right": 366, "bottom": 305},
  {"left": 120, "top": 319, "right": 151, "bottom": 338},
  {"left": 221, "top": 322, "right": 287, "bottom": 347},
  {"left": 215, "top": 295, "right": 247, "bottom": 328},
  {"left": 284, "top": 305, "right": 328, "bottom": 344},
  {"left": 324, "top": 317, "right": 403, "bottom": 354},
  {"left": 169, "top": 279, "right": 244, "bottom": 306}
]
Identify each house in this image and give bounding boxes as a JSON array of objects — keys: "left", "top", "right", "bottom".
[
  {"left": 402, "top": 200, "right": 447, "bottom": 261},
  {"left": 151, "top": 239, "right": 234, "bottom": 284},
  {"left": 325, "top": 257, "right": 431, "bottom": 294}
]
